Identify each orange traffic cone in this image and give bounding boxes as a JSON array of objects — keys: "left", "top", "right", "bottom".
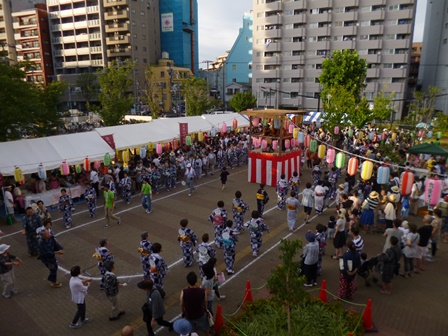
[
  {"left": 318, "top": 279, "right": 327, "bottom": 302},
  {"left": 214, "top": 303, "right": 224, "bottom": 335},
  {"left": 363, "top": 298, "right": 377, "bottom": 332},
  {"left": 242, "top": 279, "right": 253, "bottom": 307}
]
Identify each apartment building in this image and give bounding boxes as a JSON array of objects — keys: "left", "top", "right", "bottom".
[
  {"left": 0, "top": 0, "right": 16, "bottom": 62},
  {"left": 12, "top": 3, "right": 54, "bottom": 85},
  {"left": 252, "top": 0, "right": 416, "bottom": 119}
]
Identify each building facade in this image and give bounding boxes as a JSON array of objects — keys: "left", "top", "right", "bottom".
[
  {"left": 251, "top": 0, "right": 416, "bottom": 119},
  {"left": 418, "top": 0, "right": 448, "bottom": 113},
  {"left": 0, "top": 0, "right": 16, "bottom": 62},
  {"left": 160, "top": 0, "right": 198, "bottom": 75},
  {"left": 12, "top": 3, "right": 54, "bottom": 85}
]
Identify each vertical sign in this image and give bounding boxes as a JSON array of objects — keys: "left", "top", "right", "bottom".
[
  {"left": 179, "top": 123, "right": 188, "bottom": 145},
  {"left": 161, "top": 13, "right": 174, "bottom": 32}
]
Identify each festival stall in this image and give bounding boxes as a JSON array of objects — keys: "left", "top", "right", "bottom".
[{"left": 244, "top": 109, "right": 307, "bottom": 187}]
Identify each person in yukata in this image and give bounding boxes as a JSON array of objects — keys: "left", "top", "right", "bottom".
[
  {"left": 59, "top": 188, "right": 74, "bottom": 229},
  {"left": 84, "top": 182, "right": 97, "bottom": 218},
  {"left": 178, "top": 219, "right": 198, "bottom": 267}
]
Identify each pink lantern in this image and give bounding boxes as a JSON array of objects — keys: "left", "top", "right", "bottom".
[
  {"left": 261, "top": 139, "right": 268, "bottom": 150},
  {"left": 401, "top": 171, "right": 414, "bottom": 196},
  {"left": 93, "top": 161, "right": 100, "bottom": 169},
  {"left": 232, "top": 118, "right": 238, "bottom": 129},
  {"left": 83, "top": 157, "right": 90, "bottom": 172},
  {"left": 418, "top": 131, "right": 424, "bottom": 137},
  {"left": 253, "top": 117, "right": 260, "bottom": 127},
  {"left": 156, "top": 143, "right": 162, "bottom": 155},
  {"left": 348, "top": 158, "right": 359, "bottom": 176},
  {"left": 326, "top": 148, "right": 335, "bottom": 164},
  {"left": 334, "top": 126, "right": 340, "bottom": 134},
  {"left": 221, "top": 123, "right": 227, "bottom": 135},
  {"left": 288, "top": 124, "right": 294, "bottom": 134},
  {"left": 285, "top": 139, "right": 291, "bottom": 149},
  {"left": 284, "top": 120, "right": 290, "bottom": 130},
  {"left": 424, "top": 178, "right": 442, "bottom": 206},
  {"left": 290, "top": 138, "right": 295, "bottom": 147},
  {"left": 61, "top": 161, "right": 70, "bottom": 175},
  {"left": 304, "top": 134, "right": 311, "bottom": 148},
  {"left": 273, "top": 140, "right": 279, "bottom": 150}
]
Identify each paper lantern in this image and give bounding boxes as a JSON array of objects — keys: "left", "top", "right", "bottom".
[
  {"left": 285, "top": 139, "right": 291, "bottom": 149},
  {"left": 310, "top": 139, "right": 317, "bottom": 152},
  {"left": 437, "top": 131, "right": 442, "bottom": 139},
  {"left": 425, "top": 178, "right": 442, "bottom": 206},
  {"left": 165, "top": 141, "right": 171, "bottom": 151},
  {"left": 139, "top": 146, "right": 147, "bottom": 158},
  {"left": 14, "top": 167, "right": 24, "bottom": 183},
  {"left": 418, "top": 131, "right": 424, "bottom": 137},
  {"left": 156, "top": 143, "right": 162, "bottom": 155},
  {"left": 221, "top": 123, "right": 227, "bottom": 134},
  {"left": 348, "top": 129, "right": 353, "bottom": 137},
  {"left": 104, "top": 153, "right": 111, "bottom": 166},
  {"left": 273, "top": 140, "right": 279, "bottom": 150},
  {"left": 361, "top": 160, "right": 373, "bottom": 180},
  {"left": 37, "top": 164, "right": 47, "bottom": 180},
  {"left": 232, "top": 118, "right": 238, "bottom": 130},
  {"left": 198, "top": 131, "right": 204, "bottom": 142},
  {"left": 335, "top": 153, "right": 345, "bottom": 169},
  {"left": 298, "top": 131, "right": 305, "bottom": 143},
  {"left": 369, "top": 132, "right": 374, "bottom": 141},
  {"left": 61, "top": 161, "right": 70, "bottom": 176},
  {"left": 256, "top": 137, "right": 262, "bottom": 148},
  {"left": 358, "top": 131, "right": 364, "bottom": 139},
  {"left": 401, "top": 171, "right": 414, "bottom": 196},
  {"left": 185, "top": 136, "right": 191, "bottom": 146},
  {"left": 427, "top": 131, "right": 433, "bottom": 138},
  {"left": 83, "top": 157, "right": 90, "bottom": 172},
  {"left": 305, "top": 134, "right": 311, "bottom": 148},
  {"left": 261, "top": 139, "right": 268, "bottom": 150},
  {"left": 75, "top": 164, "right": 82, "bottom": 174},
  {"left": 392, "top": 132, "right": 397, "bottom": 140},
  {"left": 122, "top": 150, "right": 130, "bottom": 163},
  {"left": 293, "top": 128, "right": 299, "bottom": 139},
  {"left": 172, "top": 140, "right": 179, "bottom": 150},
  {"left": 376, "top": 166, "right": 390, "bottom": 185},
  {"left": 334, "top": 126, "right": 339, "bottom": 134},
  {"left": 273, "top": 119, "right": 281, "bottom": 129},
  {"left": 290, "top": 138, "right": 295, "bottom": 147},
  {"left": 211, "top": 127, "right": 216, "bottom": 137},
  {"left": 326, "top": 148, "right": 335, "bottom": 164},
  {"left": 253, "top": 117, "right": 260, "bottom": 127},
  {"left": 288, "top": 124, "right": 294, "bottom": 134},
  {"left": 92, "top": 161, "right": 99, "bottom": 170},
  {"left": 348, "top": 158, "right": 358, "bottom": 176},
  {"left": 318, "top": 144, "right": 326, "bottom": 159}
]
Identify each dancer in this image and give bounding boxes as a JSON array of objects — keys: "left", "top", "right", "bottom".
[
  {"left": 139, "top": 232, "right": 152, "bottom": 279},
  {"left": 196, "top": 233, "right": 216, "bottom": 279},
  {"left": 84, "top": 182, "right": 97, "bottom": 218},
  {"left": 95, "top": 239, "right": 115, "bottom": 290},
  {"left": 232, "top": 191, "right": 249, "bottom": 233},
  {"left": 58, "top": 188, "right": 74, "bottom": 229},
  {"left": 221, "top": 220, "right": 238, "bottom": 274},
  {"left": 276, "top": 174, "right": 290, "bottom": 210},
  {"left": 256, "top": 183, "right": 269, "bottom": 217},
  {"left": 149, "top": 243, "right": 168, "bottom": 297},
  {"left": 178, "top": 219, "right": 198, "bottom": 267},
  {"left": 245, "top": 210, "right": 269, "bottom": 257},
  {"left": 286, "top": 191, "right": 301, "bottom": 231},
  {"left": 208, "top": 201, "right": 227, "bottom": 249},
  {"left": 119, "top": 172, "right": 132, "bottom": 205}
]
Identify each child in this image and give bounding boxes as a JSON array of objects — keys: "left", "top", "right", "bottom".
[
  {"left": 178, "top": 219, "right": 198, "bottom": 267},
  {"left": 58, "top": 188, "right": 74, "bottom": 229},
  {"left": 232, "top": 191, "right": 249, "bottom": 233},
  {"left": 208, "top": 201, "right": 228, "bottom": 249},
  {"left": 245, "top": 210, "right": 269, "bottom": 257},
  {"left": 315, "top": 224, "right": 327, "bottom": 275},
  {"left": 221, "top": 220, "right": 238, "bottom": 274},
  {"left": 289, "top": 171, "right": 300, "bottom": 199},
  {"left": 256, "top": 183, "right": 269, "bottom": 217},
  {"left": 84, "top": 181, "right": 97, "bottom": 218},
  {"left": 138, "top": 232, "right": 152, "bottom": 279},
  {"left": 401, "top": 195, "right": 410, "bottom": 219},
  {"left": 196, "top": 233, "right": 216, "bottom": 279},
  {"left": 220, "top": 167, "right": 230, "bottom": 190},
  {"left": 95, "top": 239, "right": 115, "bottom": 290},
  {"left": 286, "top": 191, "right": 301, "bottom": 231},
  {"left": 327, "top": 215, "right": 336, "bottom": 240}
]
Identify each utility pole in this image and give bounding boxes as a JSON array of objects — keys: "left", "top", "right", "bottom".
[{"left": 201, "top": 60, "right": 213, "bottom": 69}]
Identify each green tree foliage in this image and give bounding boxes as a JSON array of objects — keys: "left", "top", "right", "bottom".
[
  {"left": 76, "top": 73, "right": 100, "bottom": 107},
  {"left": 319, "top": 49, "right": 367, "bottom": 104},
  {"left": 97, "top": 60, "right": 135, "bottom": 126},
  {"left": 434, "top": 112, "right": 448, "bottom": 134},
  {"left": 267, "top": 239, "right": 305, "bottom": 335},
  {"left": 229, "top": 91, "right": 257, "bottom": 112},
  {"left": 181, "top": 77, "right": 211, "bottom": 116},
  {"left": 405, "top": 86, "right": 441, "bottom": 126},
  {"left": 372, "top": 90, "right": 395, "bottom": 122},
  {"left": 349, "top": 97, "right": 373, "bottom": 129},
  {"left": 322, "top": 86, "right": 356, "bottom": 133},
  {"left": 143, "top": 65, "right": 160, "bottom": 119}
]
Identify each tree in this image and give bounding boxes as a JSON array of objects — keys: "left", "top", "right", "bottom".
[
  {"left": 433, "top": 111, "right": 448, "bottom": 134},
  {"left": 322, "top": 86, "right": 356, "bottom": 133},
  {"left": 229, "top": 91, "right": 257, "bottom": 112},
  {"left": 143, "top": 65, "right": 160, "bottom": 119},
  {"left": 372, "top": 90, "right": 395, "bottom": 122},
  {"left": 405, "top": 86, "right": 441, "bottom": 126},
  {"left": 319, "top": 49, "right": 367, "bottom": 103},
  {"left": 181, "top": 77, "right": 211, "bottom": 116},
  {"left": 97, "top": 60, "right": 135, "bottom": 126},
  {"left": 76, "top": 73, "right": 100, "bottom": 108},
  {"left": 349, "top": 97, "right": 373, "bottom": 129},
  {"left": 267, "top": 239, "right": 305, "bottom": 335}
]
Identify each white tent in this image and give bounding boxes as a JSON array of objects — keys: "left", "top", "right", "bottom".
[{"left": 0, "top": 132, "right": 115, "bottom": 176}]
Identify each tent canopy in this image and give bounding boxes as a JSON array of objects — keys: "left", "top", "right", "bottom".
[
  {"left": 303, "top": 111, "right": 323, "bottom": 124},
  {"left": 0, "top": 132, "right": 115, "bottom": 176},
  {"left": 408, "top": 143, "right": 448, "bottom": 157}
]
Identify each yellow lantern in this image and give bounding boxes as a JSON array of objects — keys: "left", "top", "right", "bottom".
[
  {"left": 135, "top": 147, "right": 140, "bottom": 156},
  {"left": 317, "top": 144, "right": 326, "bottom": 159},
  {"left": 293, "top": 128, "right": 299, "bottom": 139},
  {"left": 148, "top": 143, "right": 154, "bottom": 151},
  {"left": 198, "top": 131, "right": 204, "bottom": 142},
  {"left": 122, "top": 149, "right": 130, "bottom": 163},
  {"left": 358, "top": 131, "right": 364, "bottom": 140},
  {"left": 361, "top": 160, "right": 374, "bottom": 180},
  {"left": 14, "top": 167, "right": 24, "bottom": 183}
]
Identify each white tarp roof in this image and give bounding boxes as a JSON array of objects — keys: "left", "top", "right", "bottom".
[
  {"left": 95, "top": 113, "right": 249, "bottom": 150},
  {"left": 0, "top": 132, "right": 115, "bottom": 176}
]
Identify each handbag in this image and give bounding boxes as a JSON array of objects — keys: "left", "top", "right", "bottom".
[
  {"left": 217, "top": 272, "right": 225, "bottom": 285},
  {"left": 207, "top": 310, "right": 215, "bottom": 327}
]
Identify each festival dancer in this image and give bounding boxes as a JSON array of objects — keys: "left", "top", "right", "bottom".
[
  {"left": 84, "top": 182, "right": 97, "bottom": 218},
  {"left": 286, "top": 191, "right": 301, "bottom": 231},
  {"left": 256, "top": 183, "right": 270, "bottom": 217},
  {"left": 149, "top": 243, "right": 167, "bottom": 297},
  {"left": 222, "top": 220, "right": 238, "bottom": 274},
  {"left": 58, "top": 188, "right": 74, "bottom": 229},
  {"left": 208, "top": 201, "right": 228, "bottom": 249},
  {"left": 95, "top": 239, "right": 114, "bottom": 290},
  {"left": 245, "top": 210, "right": 269, "bottom": 257},
  {"left": 119, "top": 172, "right": 132, "bottom": 204},
  {"left": 314, "top": 181, "right": 326, "bottom": 215},
  {"left": 276, "top": 174, "right": 290, "bottom": 210},
  {"left": 232, "top": 191, "right": 249, "bottom": 233},
  {"left": 328, "top": 167, "right": 338, "bottom": 199},
  {"left": 196, "top": 233, "right": 216, "bottom": 279},
  {"left": 138, "top": 232, "right": 152, "bottom": 279},
  {"left": 22, "top": 207, "right": 43, "bottom": 256},
  {"left": 289, "top": 171, "right": 300, "bottom": 199},
  {"left": 178, "top": 219, "right": 198, "bottom": 267}
]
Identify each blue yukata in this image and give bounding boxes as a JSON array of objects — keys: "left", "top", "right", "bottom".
[
  {"left": 245, "top": 217, "right": 269, "bottom": 257},
  {"left": 84, "top": 186, "right": 97, "bottom": 217},
  {"left": 196, "top": 243, "right": 216, "bottom": 278},
  {"left": 312, "top": 166, "right": 321, "bottom": 187},
  {"left": 209, "top": 207, "right": 228, "bottom": 249},
  {"left": 97, "top": 246, "right": 114, "bottom": 289},
  {"left": 194, "top": 158, "right": 202, "bottom": 180},
  {"left": 315, "top": 231, "right": 326, "bottom": 275},
  {"left": 58, "top": 194, "right": 74, "bottom": 228},
  {"left": 235, "top": 147, "right": 242, "bottom": 167},
  {"left": 149, "top": 253, "right": 167, "bottom": 289},
  {"left": 22, "top": 213, "right": 43, "bottom": 256},
  {"left": 227, "top": 148, "right": 237, "bottom": 168},
  {"left": 222, "top": 227, "right": 238, "bottom": 273},
  {"left": 178, "top": 227, "right": 198, "bottom": 267},
  {"left": 286, "top": 197, "right": 301, "bottom": 231},
  {"left": 232, "top": 197, "right": 249, "bottom": 233},
  {"left": 38, "top": 235, "right": 63, "bottom": 284},
  {"left": 119, "top": 176, "right": 132, "bottom": 203},
  {"left": 276, "top": 179, "right": 290, "bottom": 210},
  {"left": 139, "top": 239, "right": 152, "bottom": 279},
  {"left": 151, "top": 169, "right": 161, "bottom": 193},
  {"left": 108, "top": 180, "right": 117, "bottom": 198},
  {"left": 289, "top": 176, "right": 300, "bottom": 199},
  {"left": 256, "top": 188, "right": 269, "bottom": 217},
  {"left": 217, "top": 149, "right": 226, "bottom": 170},
  {"left": 328, "top": 171, "right": 338, "bottom": 199}
]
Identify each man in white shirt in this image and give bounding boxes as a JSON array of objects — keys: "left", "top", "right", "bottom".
[
  {"left": 4, "top": 186, "right": 16, "bottom": 221},
  {"left": 90, "top": 169, "right": 100, "bottom": 196},
  {"left": 69, "top": 265, "right": 92, "bottom": 329}
]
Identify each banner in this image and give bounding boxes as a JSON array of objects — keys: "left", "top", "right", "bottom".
[
  {"left": 161, "top": 13, "right": 174, "bottom": 32},
  {"left": 179, "top": 123, "right": 188, "bottom": 145},
  {"left": 100, "top": 134, "right": 116, "bottom": 150}
]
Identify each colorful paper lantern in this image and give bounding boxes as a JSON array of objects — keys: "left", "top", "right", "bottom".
[
  {"left": 318, "top": 144, "right": 326, "bottom": 159},
  {"left": 285, "top": 139, "right": 291, "bottom": 149},
  {"left": 427, "top": 131, "right": 433, "bottom": 138},
  {"left": 290, "top": 139, "right": 295, "bottom": 147},
  {"left": 140, "top": 146, "right": 147, "bottom": 158},
  {"left": 14, "top": 167, "right": 24, "bottom": 183},
  {"left": 211, "top": 127, "right": 216, "bottom": 137},
  {"left": 261, "top": 139, "right": 268, "bottom": 150},
  {"left": 348, "top": 129, "right": 353, "bottom": 137},
  {"left": 83, "top": 157, "right": 90, "bottom": 172},
  {"left": 326, "top": 148, "right": 335, "bottom": 164},
  {"left": 425, "top": 178, "right": 442, "bottom": 206},
  {"left": 293, "top": 128, "right": 299, "bottom": 139},
  {"left": 37, "top": 164, "right": 47, "bottom": 180},
  {"left": 221, "top": 123, "right": 227, "bottom": 134},
  {"left": 361, "top": 160, "right": 373, "bottom": 180},
  {"left": 401, "top": 171, "right": 414, "bottom": 196},
  {"left": 185, "top": 136, "right": 191, "bottom": 146},
  {"left": 334, "top": 126, "right": 339, "bottom": 135},
  {"left": 94, "top": 161, "right": 100, "bottom": 169},
  {"left": 391, "top": 132, "right": 397, "bottom": 141},
  {"left": 273, "top": 140, "right": 279, "bottom": 150},
  {"left": 376, "top": 166, "right": 390, "bottom": 185},
  {"left": 418, "top": 131, "right": 424, "bottom": 138},
  {"left": 198, "top": 131, "right": 204, "bottom": 142},
  {"left": 437, "top": 131, "right": 442, "bottom": 139},
  {"left": 104, "top": 153, "right": 111, "bottom": 166},
  {"left": 335, "top": 153, "right": 345, "bottom": 169},
  {"left": 61, "top": 161, "right": 70, "bottom": 176},
  {"left": 253, "top": 117, "right": 260, "bottom": 127},
  {"left": 122, "top": 149, "right": 130, "bottom": 163},
  {"left": 298, "top": 131, "right": 305, "bottom": 143},
  {"left": 273, "top": 119, "right": 281, "bottom": 129},
  {"left": 75, "top": 164, "right": 82, "bottom": 174},
  {"left": 305, "top": 134, "right": 311, "bottom": 148},
  {"left": 172, "top": 140, "right": 179, "bottom": 150},
  {"left": 310, "top": 139, "right": 317, "bottom": 152},
  {"left": 232, "top": 119, "right": 238, "bottom": 130},
  {"left": 288, "top": 124, "right": 294, "bottom": 134},
  {"left": 156, "top": 143, "right": 162, "bottom": 155},
  {"left": 348, "top": 158, "right": 359, "bottom": 176}
]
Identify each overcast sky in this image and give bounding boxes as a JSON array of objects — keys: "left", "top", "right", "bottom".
[{"left": 198, "top": 0, "right": 427, "bottom": 67}]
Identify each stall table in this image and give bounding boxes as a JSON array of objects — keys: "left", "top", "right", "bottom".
[{"left": 24, "top": 186, "right": 84, "bottom": 208}]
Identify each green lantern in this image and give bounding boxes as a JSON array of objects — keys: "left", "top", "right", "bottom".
[
  {"left": 348, "top": 129, "right": 353, "bottom": 137},
  {"left": 186, "top": 136, "right": 191, "bottom": 146},
  {"left": 411, "top": 132, "right": 415, "bottom": 138},
  {"left": 75, "top": 164, "right": 82, "bottom": 174},
  {"left": 310, "top": 139, "right": 318, "bottom": 152},
  {"left": 104, "top": 153, "right": 111, "bottom": 166},
  {"left": 335, "top": 153, "right": 346, "bottom": 169},
  {"left": 437, "top": 131, "right": 442, "bottom": 139}
]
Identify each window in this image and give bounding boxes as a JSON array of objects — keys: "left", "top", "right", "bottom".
[
  {"left": 365, "top": 92, "right": 373, "bottom": 100},
  {"left": 308, "top": 36, "right": 317, "bottom": 42},
  {"left": 283, "top": 78, "right": 291, "bottom": 83},
  {"left": 307, "top": 64, "right": 316, "bottom": 69},
  {"left": 143, "top": 47, "right": 147, "bottom": 52},
  {"left": 283, "top": 65, "right": 292, "bottom": 70},
  {"left": 310, "top": 8, "right": 319, "bottom": 14},
  {"left": 305, "top": 92, "right": 314, "bottom": 98},
  {"left": 383, "top": 63, "right": 393, "bottom": 68},
  {"left": 360, "top": 21, "right": 370, "bottom": 27},
  {"left": 161, "top": 71, "right": 165, "bottom": 77},
  {"left": 284, "top": 24, "right": 293, "bottom": 30},
  {"left": 309, "top": 22, "right": 318, "bottom": 28},
  {"left": 333, "top": 36, "right": 342, "bottom": 41},
  {"left": 232, "top": 65, "right": 236, "bottom": 70},
  {"left": 444, "top": 39, "right": 447, "bottom": 45},
  {"left": 134, "top": 45, "right": 138, "bottom": 50},
  {"left": 140, "top": 11, "right": 145, "bottom": 16},
  {"left": 380, "top": 77, "right": 392, "bottom": 83},
  {"left": 255, "top": 78, "right": 263, "bottom": 83},
  {"left": 334, "top": 21, "right": 343, "bottom": 27},
  {"left": 388, "top": 5, "right": 399, "bottom": 11},
  {"left": 334, "top": 7, "right": 344, "bottom": 13},
  {"left": 232, "top": 78, "right": 236, "bottom": 82},
  {"left": 360, "top": 35, "right": 368, "bottom": 40},
  {"left": 143, "top": 58, "right": 147, "bottom": 63},
  {"left": 361, "top": 6, "right": 371, "bottom": 12}
]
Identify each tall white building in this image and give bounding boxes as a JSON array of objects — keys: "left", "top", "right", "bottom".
[
  {"left": 252, "top": 0, "right": 416, "bottom": 119},
  {"left": 0, "top": 0, "right": 16, "bottom": 62}
]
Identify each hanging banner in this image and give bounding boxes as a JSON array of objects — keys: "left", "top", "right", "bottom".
[
  {"left": 179, "top": 123, "right": 188, "bottom": 145},
  {"left": 100, "top": 134, "right": 116, "bottom": 150},
  {"left": 161, "top": 13, "right": 174, "bottom": 32}
]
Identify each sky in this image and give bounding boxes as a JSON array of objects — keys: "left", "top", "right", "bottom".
[{"left": 198, "top": 0, "right": 427, "bottom": 68}]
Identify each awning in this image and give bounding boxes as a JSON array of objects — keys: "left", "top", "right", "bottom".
[{"left": 303, "top": 111, "right": 323, "bottom": 124}]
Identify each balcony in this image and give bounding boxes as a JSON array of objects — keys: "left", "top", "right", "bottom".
[
  {"left": 105, "top": 10, "right": 129, "bottom": 20},
  {"left": 0, "top": 32, "right": 7, "bottom": 40},
  {"left": 90, "top": 46, "right": 103, "bottom": 53},
  {"left": 334, "top": 11, "right": 358, "bottom": 21},
  {"left": 310, "top": 13, "right": 331, "bottom": 23},
  {"left": 367, "top": 68, "right": 380, "bottom": 78},
  {"left": 48, "top": 0, "right": 84, "bottom": 5},
  {"left": 307, "top": 27, "right": 331, "bottom": 37},
  {"left": 310, "top": 0, "right": 333, "bottom": 8},
  {"left": 91, "top": 59, "right": 104, "bottom": 66},
  {"left": 89, "top": 33, "right": 102, "bottom": 40},
  {"left": 261, "top": 0, "right": 282, "bottom": 11},
  {"left": 332, "top": 40, "right": 355, "bottom": 50},
  {"left": 107, "top": 48, "right": 132, "bottom": 58},
  {"left": 104, "top": 0, "right": 129, "bottom": 8},
  {"left": 263, "top": 15, "right": 282, "bottom": 25},
  {"left": 333, "top": 26, "right": 357, "bottom": 36},
  {"left": 364, "top": 54, "right": 381, "bottom": 64},
  {"left": 367, "top": 10, "right": 385, "bottom": 21},
  {"left": 105, "top": 22, "right": 130, "bottom": 33},
  {"left": 393, "top": 24, "right": 413, "bottom": 35},
  {"left": 360, "top": 25, "right": 384, "bottom": 35},
  {"left": 87, "top": 6, "right": 100, "bottom": 14}
]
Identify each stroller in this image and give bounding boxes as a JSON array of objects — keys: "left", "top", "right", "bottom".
[{"left": 358, "top": 256, "right": 380, "bottom": 287}]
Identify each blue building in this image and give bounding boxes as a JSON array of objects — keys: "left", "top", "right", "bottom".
[{"left": 160, "top": 0, "right": 199, "bottom": 75}]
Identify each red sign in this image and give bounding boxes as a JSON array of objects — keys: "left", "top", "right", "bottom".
[
  {"left": 101, "top": 134, "right": 116, "bottom": 150},
  {"left": 179, "top": 123, "right": 188, "bottom": 145}
]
